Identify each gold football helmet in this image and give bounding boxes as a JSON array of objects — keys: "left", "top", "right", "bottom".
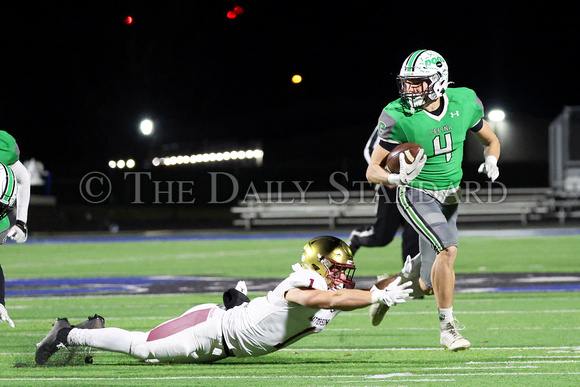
[{"left": 300, "top": 236, "right": 356, "bottom": 290}]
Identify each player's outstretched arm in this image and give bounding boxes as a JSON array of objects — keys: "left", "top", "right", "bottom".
[{"left": 285, "top": 279, "right": 412, "bottom": 312}]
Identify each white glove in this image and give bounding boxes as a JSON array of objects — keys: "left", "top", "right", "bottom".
[
  {"left": 478, "top": 155, "right": 499, "bottom": 182},
  {"left": 371, "top": 277, "right": 413, "bottom": 307},
  {"left": 387, "top": 149, "right": 427, "bottom": 186},
  {"left": 7, "top": 220, "right": 28, "bottom": 243},
  {"left": 0, "top": 304, "right": 15, "bottom": 328}
]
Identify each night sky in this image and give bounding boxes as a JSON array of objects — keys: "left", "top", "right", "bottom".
[{"left": 0, "top": 1, "right": 576, "bottom": 189}]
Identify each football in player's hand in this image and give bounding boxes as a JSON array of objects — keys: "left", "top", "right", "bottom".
[{"left": 386, "top": 143, "right": 424, "bottom": 173}]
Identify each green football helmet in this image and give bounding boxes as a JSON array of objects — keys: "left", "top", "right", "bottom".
[
  {"left": 397, "top": 49, "right": 449, "bottom": 113},
  {"left": 300, "top": 236, "right": 356, "bottom": 290},
  {"left": 0, "top": 162, "right": 17, "bottom": 220}
]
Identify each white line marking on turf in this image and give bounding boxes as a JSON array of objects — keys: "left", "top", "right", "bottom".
[
  {"left": 423, "top": 366, "right": 538, "bottom": 370},
  {"left": 3, "top": 346, "right": 579, "bottom": 357},
  {"left": 513, "top": 276, "right": 580, "bottom": 283},
  {"left": 1, "top": 372, "right": 579, "bottom": 382},
  {"left": 342, "top": 309, "right": 580, "bottom": 316},
  {"left": 280, "top": 346, "right": 580, "bottom": 352},
  {"left": 467, "top": 360, "right": 580, "bottom": 364},
  {"left": 488, "top": 327, "right": 580, "bottom": 330},
  {"left": 509, "top": 355, "right": 580, "bottom": 359}
]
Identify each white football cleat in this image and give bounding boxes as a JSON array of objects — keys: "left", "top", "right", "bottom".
[{"left": 440, "top": 319, "right": 471, "bottom": 351}]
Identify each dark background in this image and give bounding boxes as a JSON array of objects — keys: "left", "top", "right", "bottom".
[{"left": 0, "top": 1, "right": 576, "bottom": 217}]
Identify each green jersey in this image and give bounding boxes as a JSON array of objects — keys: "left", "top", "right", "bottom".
[
  {"left": 0, "top": 130, "right": 19, "bottom": 231},
  {"left": 0, "top": 131, "right": 19, "bottom": 166},
  {"left": 377, "top": 87, "right": 484, "bottom": 190}
]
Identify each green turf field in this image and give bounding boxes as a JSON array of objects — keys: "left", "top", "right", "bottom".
[
  {"left": 0, "top": 232, "right": 579, "bottom": 385},
  {"left": 2, "top": 233, "right": 579, "bottom": 278}
]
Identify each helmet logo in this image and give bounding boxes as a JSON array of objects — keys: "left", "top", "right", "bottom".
[{"left": 425, "top": 57, "right": 444, "bottom": 67}]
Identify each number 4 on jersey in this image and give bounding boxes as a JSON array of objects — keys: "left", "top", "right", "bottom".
[{"left": 433, "top": 133, "right": 453, "bottom": 162}]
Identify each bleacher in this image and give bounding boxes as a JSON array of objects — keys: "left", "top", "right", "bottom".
[{"left": 231, "top": 187, "right": 562, "bottom": 230}]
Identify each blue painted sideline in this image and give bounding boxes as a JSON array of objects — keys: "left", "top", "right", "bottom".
[
  {"left": 6, "top": 276, "right": 208, "bottom": 297},
  {"left": 8, "top": 276, "right": 202, "bottom": 286},
  {"left": 7, "top": 275, "right": 580, "bottom": 297}
]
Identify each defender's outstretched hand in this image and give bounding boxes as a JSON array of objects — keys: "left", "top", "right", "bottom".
[{"left": 371, "top": 277, "right": 413, "bottom": 307}]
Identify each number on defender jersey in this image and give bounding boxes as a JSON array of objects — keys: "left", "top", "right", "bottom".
[{"left": 433, "top": 133, "right": 453, "bottom": 162}]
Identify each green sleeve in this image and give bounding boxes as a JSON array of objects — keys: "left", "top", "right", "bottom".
[
  {"left": 0, "top": 131, "right": 19, "bottom": 165},
  {"left": 0, "top": 216, "right": 9, "bottom": 232}
]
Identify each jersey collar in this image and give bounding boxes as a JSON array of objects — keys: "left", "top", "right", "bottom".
[{"left": 423, "top": 93, "right": 449, "bottom": 121}]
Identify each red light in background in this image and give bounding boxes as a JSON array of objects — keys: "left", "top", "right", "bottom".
[
  {"left": 124, "top": 16, "right": 133, "bottom": 25},
  {"left": 227, "top": 6, "right": 244, "bottom": 19}
]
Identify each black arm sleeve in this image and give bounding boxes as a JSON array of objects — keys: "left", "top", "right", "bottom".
[
  {"left": 379, "top": 140, "right": 398, "bottom": 152},
  {"left": 469, "top": 118, "right": 484, "bottom": 132}
]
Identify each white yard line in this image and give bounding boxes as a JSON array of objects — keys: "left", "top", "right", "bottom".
[
  {"left": 4, "top": 345, "right": 580, "bottom": 356},
  {"left": 1, "top": 372, "right": 579, "bottom": 382}
]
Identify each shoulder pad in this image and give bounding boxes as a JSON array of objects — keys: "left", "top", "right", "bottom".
[{"left": 288, "top": 268, "right": 328, "bottom": 290}]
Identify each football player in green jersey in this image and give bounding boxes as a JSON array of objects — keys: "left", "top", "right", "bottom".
[
  {"left": 366, "top": 50, "right": 500, "bottom": 351},
  {"left": 0, "top": 130, "right": 31, "bottom": 328}
]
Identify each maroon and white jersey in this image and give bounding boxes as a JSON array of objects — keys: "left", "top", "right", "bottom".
[
  {"left": 67, "top": 266, "right": 342, "bottom": 363},
  {"left": 221, "top": 264, "right": 341, "bottom": 357}
]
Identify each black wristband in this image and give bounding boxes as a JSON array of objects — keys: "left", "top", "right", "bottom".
[{"left": 15, "top": 220, "right": 27, "bottom": 232}]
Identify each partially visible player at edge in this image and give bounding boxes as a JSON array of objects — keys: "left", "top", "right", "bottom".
[
  {"left": 365, "top": 49, "right": 500, "bottom": 351},
  {"left": 35, "top": 236, "right": 412, "bottom": 365},
  {"left": 0, "top": 130, "right": 31, "bottom": 328}
]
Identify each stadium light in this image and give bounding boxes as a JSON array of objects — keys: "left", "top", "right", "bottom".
[
  {"left": 140, "top": 119, "right": 154, "bottom": 136},
  {"left": 488, "top": 109, "right": 506, "bottom": 122},
  {"left": 152, "top": 148, "right": 264, "bottom": 167},
  {"left": 108, "top": 158, "right": 136, "bottom": 169}
]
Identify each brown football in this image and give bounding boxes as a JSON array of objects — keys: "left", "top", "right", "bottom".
[{"left": 386, "top": 143, "right": 423, "bottom": 173}]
